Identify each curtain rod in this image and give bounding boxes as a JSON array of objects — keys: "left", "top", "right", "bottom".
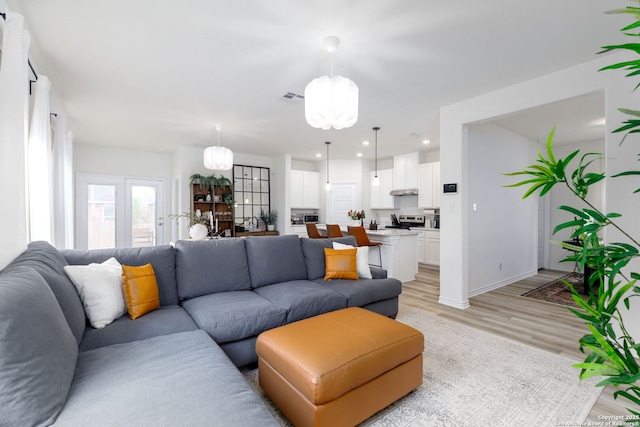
[{"left": 0, "top": 11, "right": 39, "bottom": 90}]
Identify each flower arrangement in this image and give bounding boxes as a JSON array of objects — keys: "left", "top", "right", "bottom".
[{"left": 347, "top": 210, "right": 365, "bottom": 221}]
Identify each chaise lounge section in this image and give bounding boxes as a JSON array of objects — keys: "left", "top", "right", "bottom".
[{"left": 0, "top": 234, "right": 402, "bottom": 426}]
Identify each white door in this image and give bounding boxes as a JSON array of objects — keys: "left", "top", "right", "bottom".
[
  {"left": 328, "top": 183, "right": 357, "bottom": 225},
  {"left": 76, "top": 174, "right": 165, "bottom": 249}
]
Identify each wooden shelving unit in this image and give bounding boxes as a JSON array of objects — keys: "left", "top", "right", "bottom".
[{"left": 191, "top": 183, "right": 234, "bottom": 237}]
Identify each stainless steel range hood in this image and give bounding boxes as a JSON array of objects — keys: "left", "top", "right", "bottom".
[{"left": 389, "top": 188, "right": 418, "bottom": 196}]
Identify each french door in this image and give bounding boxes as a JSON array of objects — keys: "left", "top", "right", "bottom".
[{"left": 75, "top": 174, "right": 164, "bottom": 249}]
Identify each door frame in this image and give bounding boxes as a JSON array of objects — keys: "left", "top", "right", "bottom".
[{"left": 75, "top": 173, "right": 165, "bottom": 249}]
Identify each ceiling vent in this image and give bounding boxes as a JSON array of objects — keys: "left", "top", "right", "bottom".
[{"left": 279, "top": 92, "right": 305, "bottom": 104}]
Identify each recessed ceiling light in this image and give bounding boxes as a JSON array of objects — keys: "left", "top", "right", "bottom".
[
  {"left": 316, "top": 153, "right": 322, "bottom": 158},
  {"left": 422, "top": 139, "right": 430, "bottom": 145},
  {"left": 356, "top": 152, "right": 363, "bottom": 157},
  {"left": 362, "top": 140, "right": 370, "bottom": 146}
]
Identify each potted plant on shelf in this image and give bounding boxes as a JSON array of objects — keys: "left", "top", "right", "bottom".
[
  {"left": 260, "top": 209, "right": 278, "bottom": 231},
  {"left": 168, "top": 211, "right": 211, "bottom": 240}
]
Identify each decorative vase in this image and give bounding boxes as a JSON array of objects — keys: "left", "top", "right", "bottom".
[
  {"left": 267, "top": 224, "right": 275, "bottom": 231},
  {"left": 352, "top": 220, "right": 361, "bottom": 226},
  {"left": 189, "top": 223, "right": 209, "bottom": 240}
]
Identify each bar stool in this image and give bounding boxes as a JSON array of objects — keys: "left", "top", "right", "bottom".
[
  {"left": 305, "top": 223, "right": 325, "bottom": 238},
  {"left": 348, "top": 226, "right": 383, "bottom": 268},
  {"left": 326, "top": 224, "right": 343, "bottom": 238}
]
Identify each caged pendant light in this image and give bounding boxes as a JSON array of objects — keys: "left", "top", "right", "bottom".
[
  {"left": 204, "top": 124, "right": 233, "bottom": 171},
  {"left": 304, "top": 36, "right": 359, "bottom": 130}
]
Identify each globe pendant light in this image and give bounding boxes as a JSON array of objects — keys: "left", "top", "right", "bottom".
[
  {"left": 305, "top": 36, "right": 359, "bottom": 130},
  {"left": 372, "top": 127, "right": 380, "bottom": 186},
  {"left": 204, "top": 124, "right": 233, "bottom": 170}
]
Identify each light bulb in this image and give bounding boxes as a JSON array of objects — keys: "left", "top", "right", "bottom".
[
  {"left": 372, "top": 175, "right": 380, "bottom": 186},
  {"left": 325, "top": 181, "right": 331, "bottom": 191}
]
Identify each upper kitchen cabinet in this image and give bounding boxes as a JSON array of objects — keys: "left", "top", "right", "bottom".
[
  {"left": 290, "top": 170, "right": 319, "bottom": 209},
  {"left": 392, "top": 152, "right": 419, "bottom": 190},
  {"left": 419, "top": 162, "right": 440, "bottom": 208},
  {"left": 370, "top": 169, "right": 394, "bottom": 209}
]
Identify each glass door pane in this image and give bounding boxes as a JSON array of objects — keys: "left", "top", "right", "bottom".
[
  {"left": 87, "top": 184, "right": 116, "bottom": 249},
  {"left": 131, "top": 185, "right": 157, "bottom": 247}
]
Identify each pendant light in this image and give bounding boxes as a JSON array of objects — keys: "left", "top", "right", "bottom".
[
  {"left": 204, "top": 124, "right": 233, "bottom": 170},
  {"left": 325, "top": 141, "right": 331, "bottom": 191},
  {"left": 305, "top": 36, "right": 359, "bottom": 130},
  {"left": 372, "top": 127, "right": 380, "bottom": 186}
]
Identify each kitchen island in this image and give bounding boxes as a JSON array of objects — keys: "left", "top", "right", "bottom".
[{"left": 317, "top": 225, "right": 418, "bottom": 282}]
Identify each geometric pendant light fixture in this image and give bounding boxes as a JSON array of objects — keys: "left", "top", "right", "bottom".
[
  {"left": 372, "top": 126, "right": 380, "bottom": 186},
  {"left": 305, "top": 36, "right": 359, "bottom": 130},
  {"left": 204, "top": 124, "right": 233, "bottom": 170}
]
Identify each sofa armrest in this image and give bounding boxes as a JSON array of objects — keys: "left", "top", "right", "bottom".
[{"left": 370, "top": 266, "right": 388, "bottom": 279}]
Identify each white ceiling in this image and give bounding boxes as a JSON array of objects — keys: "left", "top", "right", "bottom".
[{"left": 6, "top": 0, "right": 626, "bottom": 161}]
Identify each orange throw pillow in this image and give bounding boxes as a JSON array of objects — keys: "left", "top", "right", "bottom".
[
  {"left": 121, "top": 264, "right": 160, "bottom": 319},
  {"left": 324, "top": 248, "right": 359, "bottom": 281}
]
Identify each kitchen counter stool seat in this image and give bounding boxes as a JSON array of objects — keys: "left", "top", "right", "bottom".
[{"left": 348, "top": 226, "right": 383, "bottom": 268}]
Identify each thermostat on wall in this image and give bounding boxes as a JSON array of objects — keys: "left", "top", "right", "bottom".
[{"left": 443, "top": 183, "right": 457, "bottom": 194}]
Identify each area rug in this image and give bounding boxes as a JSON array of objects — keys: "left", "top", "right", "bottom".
[
  {"left": 241, "top": 305, "right": 602, "bottom": 426},
  {"left": 521, "top": 272, "right": 586, "bottom": 308}
]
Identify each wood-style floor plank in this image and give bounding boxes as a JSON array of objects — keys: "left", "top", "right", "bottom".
[{"left": 401, "top": 266, "right": 629, "bottom": 422}]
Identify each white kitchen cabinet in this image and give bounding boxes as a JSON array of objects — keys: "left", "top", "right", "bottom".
[
  {"left": 419, "top": 162, "right": 440, "bottom": 208},
  {"left": 290, "top": 225, "right": 308, "bottom": 238},
  {"left": 424, "top": 230, "right": 440, "bottom": 266},
  {"left": 393, "top": 152, "right": 419, "bottom": 189},
  {"left": 370, "top": 169, "right": 394, "bottom": 209},
  {"left": 290, "top": 170, "right": 319, "bottom": 209},
  {"left": 417, "top": 232, "right": 426, "bottom": 264}
]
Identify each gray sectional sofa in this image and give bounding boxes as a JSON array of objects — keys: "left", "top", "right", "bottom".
[{"left": 0, "top": 234, "right": 402, "bottom": 427}]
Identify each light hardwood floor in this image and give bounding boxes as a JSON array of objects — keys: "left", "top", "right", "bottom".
[{"left": 401, "top": 266, "right": 629, "bottom": 422}]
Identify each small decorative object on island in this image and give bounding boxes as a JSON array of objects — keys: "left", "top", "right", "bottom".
[
  {"left": 260, "top": 209, "right": 278, "bottom": 231},
  {"left": 347, "top": 209, "right": 365, "bottom": 226}
]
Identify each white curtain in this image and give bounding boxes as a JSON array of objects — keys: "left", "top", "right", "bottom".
[
  {"left": 27, "top": 75, "right": 53, "bottom": 243},
  {"left": 0, "top": 11, "right": 30, "bottom": 267},
  {"left": 52, "top": 114, "right": 74, "bottom": 249}
]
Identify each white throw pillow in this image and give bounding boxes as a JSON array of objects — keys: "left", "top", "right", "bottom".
[
  {"left": 64, "top": 257, "right": 127, "bottom": 329},
  {"left": 333, "top": 242, "right": 372, "bottom": 279}
]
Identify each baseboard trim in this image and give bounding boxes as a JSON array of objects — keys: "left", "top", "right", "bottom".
[
  {"left": 467, "top": 269, "right": 537, "bottom": 298},
  {"left": 438, "top": 296, "right": 470, "bottom": 309}
]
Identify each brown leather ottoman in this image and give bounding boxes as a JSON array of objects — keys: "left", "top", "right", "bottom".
[{"left": 255, "top": 307, "right": 424, "bottom": 427}]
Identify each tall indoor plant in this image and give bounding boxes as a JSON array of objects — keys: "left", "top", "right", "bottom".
[{"left": 506, "top": 3, "right": 640, "bottom": 419}]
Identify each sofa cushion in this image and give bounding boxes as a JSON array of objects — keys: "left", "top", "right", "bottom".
[
  {"left": 53, "top": 330, "right": 278, "bottom": 427},
  {"left": 314, "top": 276, "right": 402, "bottom": 307},
  {"left": 79, "top": 305, "right": 198, "bottom": 352},
  {"left": 253, "top": 280, "right": 347, "bottom": 323},
  {"left": 122, "top": 263, "right": 160, "bottom": 319},
  {"left": 333, "top": 241, "right": 372, "bottom": 279},
  {"left": 300, "top": 236, "right": 358, "bottom": 280},
  {"left": 0, "top": 267, "right": 78, "bottom": 427},
  {"left": 64, "top": 257, "right": 126, "bottom": 329},
  {"left": 175, "top": 239, "right": 252, "bottom": 299},
  {"left": 4, "top": 241, "right": 85, "bottom": 345},
  {"left": 181, "top": 290, "right": 287, "bottom": 343},
  {"left": 61, "top": 245, "right": 179, "bottom": 306},
  {"left": 245, "top": 235, "right": 307, "bottom": 288},
  {"left": 323, "top": 247, "right": 359, "bottom": 280}
]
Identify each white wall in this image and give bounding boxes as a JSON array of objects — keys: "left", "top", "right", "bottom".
[
  {"left": 439, "top": 50, "right": 640, "bottom": 345},
  {"left": 467, "top": 122, "right": 538, "bottom": 295}
]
